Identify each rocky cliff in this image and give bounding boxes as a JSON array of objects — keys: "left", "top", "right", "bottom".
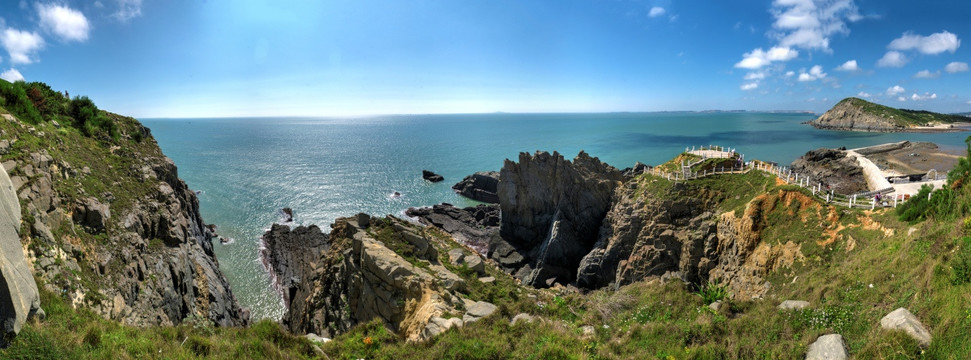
[
  {"left": 0, "top": 111, "right": 247, "bottom": 328},
  {"left": 268, "top": 214, "right": 499, "bottom": 341},
  {"left": 809, "top": 97, "right": 965, "bottom": 132},
  {"left": 497, "top": 151, "right": 623, "bottom": 287}
]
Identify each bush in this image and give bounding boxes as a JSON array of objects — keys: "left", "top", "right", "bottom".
[
  {"left": 69, "top": 96, "right": 119, "bottom": 141},
  {"left": 0, "top": 79, "right": 42, "bottom": 124}
]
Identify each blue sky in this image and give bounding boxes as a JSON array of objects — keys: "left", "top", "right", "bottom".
[{"left": 1, "top": 0, "right": 970, "bottom": 117}]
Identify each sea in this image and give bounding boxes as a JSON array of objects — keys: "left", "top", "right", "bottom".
[{"left": 142, "top": 112, "right": 971, "bottom": 321}]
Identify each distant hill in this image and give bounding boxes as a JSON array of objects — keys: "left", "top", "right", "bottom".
[{"left": 808, "top": 97, "right": 967, "bottom": 132}]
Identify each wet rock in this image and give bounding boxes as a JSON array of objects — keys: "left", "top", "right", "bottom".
[
  {"left": 422, "top": 170, "right": 444, "bottom": 183},
  {"left": 452, "top": 171, "right": 500, "bottom": 203}
]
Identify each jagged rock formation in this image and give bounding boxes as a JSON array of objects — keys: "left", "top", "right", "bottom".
[
  {"left": 497, "top": 151, "right": 623, "bottom": 287},
  {"left": 261, "top": 224, "right": 329, "bottom": 307},
  {"left": 1, "top": 113, "right": 247, "bottom": 328},
  {"left": 578, "top": 181, "right": 807, "bottom": 298},
  {"left": 809, "top": 97, "right": 965, "bottom": 132},
  {"left": 269, "top": 214, "right": 494, "bottom": 341},
  {"left": 452, "top": 171, "right": 500, "bottom": 203},
  {"left": 0, "top": 163, "right": 40, "bottom": 346},
  {"left": 406, "top": 203, "right": 499, "bottom": 254},
  {"left": 789, "top": 148, "right": 868, "bottom": 194},
  {"left": 576, "top": 181, "right": 718, "bottom": 289}
]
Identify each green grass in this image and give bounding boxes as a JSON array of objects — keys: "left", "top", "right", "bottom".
[{"left": 1, "top": 287, "right": 317, "bottom": 359}]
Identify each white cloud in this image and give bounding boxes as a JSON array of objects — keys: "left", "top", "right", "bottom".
[
  {"left": 37, "top": 3, "right": 90, "bottom": 42},
  {"left": 785, "top": 70, "right": 795, "bottom": 78},
  {"left": 897, "top": 96, "right": 906, "bottom": 102},
  {"left": 857, "top": 91, "right": 871, "bottom": 98},
  {"left": 734, "top": 46, "right": 799, "bottom": 69},
  {"left": 744, "top": 71, "right": 766, "bottom": 80},
  {"left": 740, "top": 82, "right": 759, "bottom": 91},
  {"left": 0, "top": 28, "right": 44, "bottom": 64},
  {"left": 835, "top": 59, "right": 858, "bottom": 71},
  {"left": 771, "top": 0, "right": 861, "bottom": 52},
  {"left": 946, "top": 61, "right": 969, "bottom": 73},
  {"left": 0, "top": 68, "right": 24, "bottom": 82},
  {"left": 797, "top": 65, "right": 827, "bottom": 81},
  {"left": 648, "top": 6, "right": 665, "bottom": 18},
  {"left": 889, "top": 31, "right": 960, "bottom": 54},
  {"left": 914, "top": 70, "right": 940, "bottom": 79},
  {"left": 911, "top": 92, "right": 938, "bottom": 101},
  {"left": 886, "top": 85, "right": 905, "bottom": 96},
  {"left": 113, "top": 0, "right": 143, "bottom": 22},
  {"left": 877, "top": 51, "right": 907, "bottom": 67}
]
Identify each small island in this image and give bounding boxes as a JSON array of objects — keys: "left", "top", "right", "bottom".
[{"left": 809, "top": 97, "right": 971, "bottom": 132}]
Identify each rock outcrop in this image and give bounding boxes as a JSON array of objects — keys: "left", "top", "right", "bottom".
[
  {"left": 406, "top": 203, "right": 499, "bottom": 255},
  {"left": 422, "top": 170, "right": 444, "bottom": 183},
  {"left": 789, "top": 148, "right": 868, "bottom": 194},
  {"left": 452, "top": 171, "right": 500, "bottom": 203},
  {"left": 497, "top": 151, "right": 623, "bottom": 287},
  {"left": 0, "top": 164, "right": 40, "bottom": 346},
  {"left": 577, "top": 177, "right": 807, "bottom": 298},
  {"left": 269, "top": 214, "right": 494, "bottom": 341},
  {"left": 261, "top": 224, "right": 329, "bottom": 307}
]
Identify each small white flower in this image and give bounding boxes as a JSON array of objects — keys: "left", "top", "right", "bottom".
[{"left": 868, "top": 283, "right": 874, "bottom": 288}]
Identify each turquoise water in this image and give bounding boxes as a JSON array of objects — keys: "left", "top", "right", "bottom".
[{"left": 142, "top": 112, "right": 970, "bottom": 321}]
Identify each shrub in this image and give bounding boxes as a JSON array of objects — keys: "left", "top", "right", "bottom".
[
  {"left": 69, "top": 96, "right": 119, "bottom": 141},
  {"left": 696, "top": 280, "right": 728, "bottom": 304},
  {"left": 0, "top": 79, "right": 42, "bottom": 124}
]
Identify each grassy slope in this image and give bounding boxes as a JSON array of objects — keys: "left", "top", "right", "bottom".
[
  {"left": 3, "top": 81, "right": 970, "bottom": 358},
  {"left": 841, "top": 97, "right": 967, "bottom": 127}
]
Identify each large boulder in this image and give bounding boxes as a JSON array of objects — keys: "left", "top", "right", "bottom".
[
  {"left": 806, "top": 334, "right": 849, "bottom": 360},
  {"left": 73, "top": 197, "right": 111, "bottom": 233},
  {"left": 498, "top": 151, "right": 623, "bottom": 287},
  {"left": 452, "top": 171, "right": 500, "bottom": 203},
  {"left": 0, "top": 165, "right": 40, "bottom": 347},
  {"left": 880, "top": 307, "right": 932, "bottom": 348}
]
